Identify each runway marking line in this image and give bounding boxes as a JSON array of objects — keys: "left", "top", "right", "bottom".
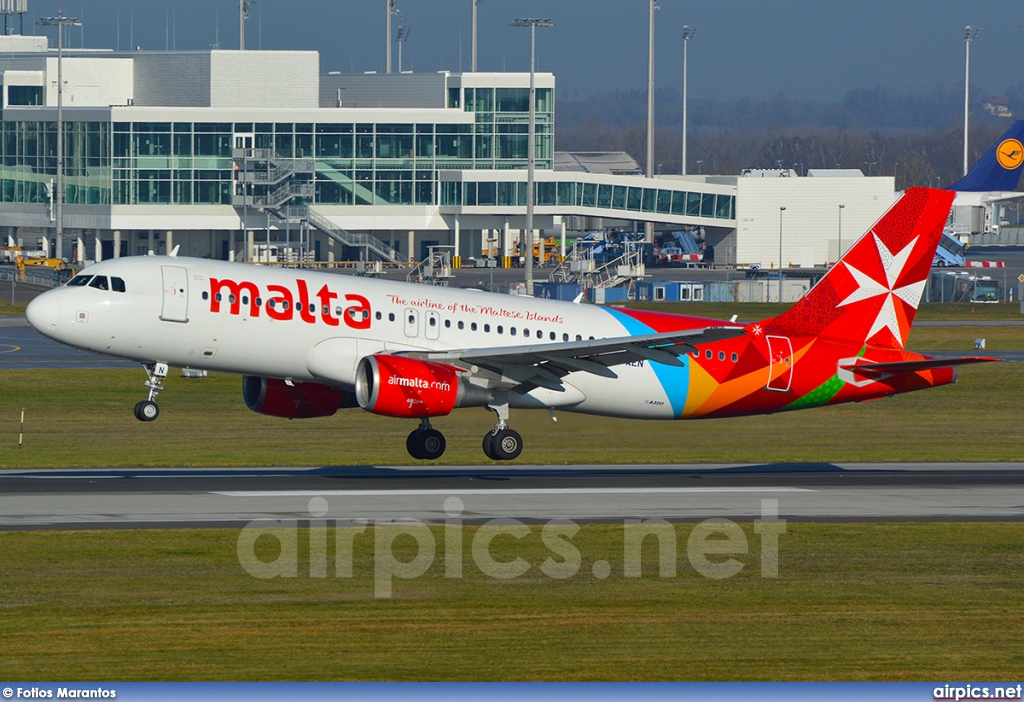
[{"left": 214, "top": 487, "right": 815, "bottom": 497}]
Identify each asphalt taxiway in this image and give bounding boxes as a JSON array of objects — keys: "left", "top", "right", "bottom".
[
  {"left": 0, "top": 317, "right": 134, "bottom": 369},
  {"left": 1, "top": 463, "right": 1022, "bottom": 530}
]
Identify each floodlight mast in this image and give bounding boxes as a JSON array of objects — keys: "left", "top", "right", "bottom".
[
  {"left": 472, "top": 0, "right": 483, "bottom": 72},
  {"left": 681, "top": 25, "right": 697, "bottom": 176},
  {"left": 644, "top": 0, "right": 658, "bottom": 244},
  {"left": 511, "top": 18, "right": 554, "bottom": 296},
  {"left": 963, "top": 25, "right": 979, "bottom": 176},
  {"left": 239, "top": 0, "right": 254, "bottom": 50},
  {"left": 397, "top": 24, "right": 411, "bottom": 73},
  {"left": 37, "top": 10, "right": 82, "bottom": 264},
  {"left": 386, "top": 0, "right": 398, "bottom": 73}
]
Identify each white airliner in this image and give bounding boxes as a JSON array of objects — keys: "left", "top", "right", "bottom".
[{"left": 25, "top": 187, "right": 994, "bottom": 461}]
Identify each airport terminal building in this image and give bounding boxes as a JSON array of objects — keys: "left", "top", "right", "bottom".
[{"left": 0, "top": 35, "right": 895, "bottom": 270}]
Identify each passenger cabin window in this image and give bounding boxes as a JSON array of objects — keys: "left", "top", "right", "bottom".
[{"left": 67, "top": 275, "right": 92, "bottom": 287}]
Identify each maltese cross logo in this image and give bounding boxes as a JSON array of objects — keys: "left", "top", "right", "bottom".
[{"left": 837, "top": 232, "right": 924, "bottom": 347}]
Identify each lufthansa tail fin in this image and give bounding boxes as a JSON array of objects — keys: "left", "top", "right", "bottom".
[
  {"left": 949, "top": 120, "right": 1024, "bottom": 192},
  {"left": 765, "top": 187, "right": 955, "bottom": 349}
]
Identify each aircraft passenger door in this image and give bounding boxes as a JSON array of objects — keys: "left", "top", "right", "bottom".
[
  {"left": 403, "top": 308, "right": 419, "bottom": 338},
  {"left": 766, "top": 335, "right": 793, "bottom": 392},
  {"left": 160, "top": 266, "right": 189, "bottom": 323},
  {"left": 425, "top": 311, "right": 440, "bottom": 340}
]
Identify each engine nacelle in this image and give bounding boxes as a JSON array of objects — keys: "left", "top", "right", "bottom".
[
  {"left": 355, "top": 355, "right": 490, "bottom": 418},
  {"left": 242, "top": 375, "right": 350, "bottom": 419}
]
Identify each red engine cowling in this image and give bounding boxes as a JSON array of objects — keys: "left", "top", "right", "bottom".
[
  {"left": 242, "top": 376, "right": 349, "bottom": 418},
  {"left": 355, "top": 355, "right": 488, "bottom": 418}
]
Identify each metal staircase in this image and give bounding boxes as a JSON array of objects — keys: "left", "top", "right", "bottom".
[
  {"left": 550, "top": 238, "right": 646, "bottom": 294},
  {"left": 406, "top": 246, "right": 455, "bottom": 286},
  {"left": 232, "top": 149, "right": 405, "bottom": 265}
]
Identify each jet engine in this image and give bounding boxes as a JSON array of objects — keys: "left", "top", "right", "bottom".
[
  {"left": 355, "top": 354, "right": 490, "bottom": 418},
  {"left": 242, "top": 375, "right": 351, "bottom": 418}
]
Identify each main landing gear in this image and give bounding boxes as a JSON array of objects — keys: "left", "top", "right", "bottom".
[
  {"left": 134, "top": 362, "right": 168, "bottom": 422},
  {"left": 482, "top": 392, "right": 522, "bottom": 461},
  {"left": 403, "top": 394, "right": 524, "bottom": 462},
  {"left": 406, "top": 419, "right": 446, "bottom": 460}
]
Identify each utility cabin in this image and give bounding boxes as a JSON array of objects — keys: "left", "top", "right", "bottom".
[{"left": 928, "top": 272, "right": 1000, "bottom": 303}]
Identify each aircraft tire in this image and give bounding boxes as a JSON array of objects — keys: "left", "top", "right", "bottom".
[
  {"left": 418, "top": 428, "right": 446, "bottom": 460},
  {"left": 406, "top": 430, "right": 426, "bottom": 460},
  {"left": 489, "top": 428, "right": 522, "bottom": 461},
  {"left": 482, "top": 432, "right": 497, "bottom": 460},
  {"left": 134, "top": 400, "right": 159, "bottom": 422}
]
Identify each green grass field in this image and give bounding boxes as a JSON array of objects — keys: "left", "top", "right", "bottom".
[
  {"left": 2, "top": 304, "right": 1022, "bottom": 681},
  {"left": 0, "top": 360, "right": 1021, "bottom": 467},
  {"left": 1, "top": 523, "right": 1022, "bottom": 680}
]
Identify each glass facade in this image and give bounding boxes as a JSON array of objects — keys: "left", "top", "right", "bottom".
[
  {"left": 0, "top": 85, "right": 555, "bottom": 208},
  {"left": 0, "top": 82, "right": 735, "bottom": 221},
  {"left": 1, "top": 120, "right": 110, "bottom": 205},
  {"left": 443, "top": 179, "right": 736, "bottom": 221}
]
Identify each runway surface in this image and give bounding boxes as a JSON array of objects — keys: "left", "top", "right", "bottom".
[{"left": 1, "top": 463, "right": 1022, "bottom": 530}]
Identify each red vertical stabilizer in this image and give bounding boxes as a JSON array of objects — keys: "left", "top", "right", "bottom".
[{"left": 766, "top": 187, "right": 955, "bottom": 349}]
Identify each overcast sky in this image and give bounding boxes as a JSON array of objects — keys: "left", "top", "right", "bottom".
[{"left": 20, "top": 0, "right": 1023, "bottom": 102}]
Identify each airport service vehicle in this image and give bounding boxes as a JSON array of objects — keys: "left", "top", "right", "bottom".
[
  {"left": 26, "top": 187, "right": 996, "bottom": 461},
  {"left": 932, "top": 232, "right": 966, "bottom": 268}
]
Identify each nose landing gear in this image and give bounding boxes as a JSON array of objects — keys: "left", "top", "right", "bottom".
[{"left": 134, "top": 362, "right": 168, "bottom": 422}]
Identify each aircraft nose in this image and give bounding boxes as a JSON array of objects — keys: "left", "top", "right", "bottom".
[{"left": 26, "top": 291, "right": 60, "bottom": 337}]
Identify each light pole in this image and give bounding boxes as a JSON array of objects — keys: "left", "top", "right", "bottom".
[
  {"left": 386, "top": 0, "right": 398, "bottom": 73},
  {"left": 397, "top": 24, "right": 411, "bottom": 72},
  {"left": 644, "top": 0, "right": 658, "bottom": 244},
  {"left": 963, "top": 25, "right": 979, "bottom": 176},
  {"left": 837, "top": 204, "right": 845, "bottom": 263},
  {"left": 472, "top": 0, "right": 483, "bottom": 72},
  {"left": 511, "top": 18, "right": 553, "bottom": 296},
  {"left": 778, "top": 206, "right": 786, "bottom": 303},
  {"left": 238, "top": 0, "right": 254, "bottom": 50},
  {"left": 37, "top": 11, "right": 81, "bottom": 264},
  {"left": 681, "top": 25, "right": 696, "bottom": 176}
]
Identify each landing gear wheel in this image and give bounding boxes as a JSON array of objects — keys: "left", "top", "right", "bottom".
[
  {"left": 406, "top": 427, "right": 446, "bottom": 460},
  {"left": 418, "top": 428, "right": 446, "bottom": 460},
  {"left": 489, "top": 428, "right": 523, "bottom": 461},
  {"left": 406, "top": 430, "right": 425, "bottom": 459},
  {"left": 134, "top": 400, "right": 159, "bottom": 422},
  {"left": 482, "top": 432, "right": 497, "bottom": 460}
]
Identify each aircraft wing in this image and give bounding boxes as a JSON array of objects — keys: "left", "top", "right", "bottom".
[
  {"left": 403, "top": 325, "right": 746, "bottom": 393},
  {"left": 846, "top": 356, "right": 1001, "bottom": 378}
]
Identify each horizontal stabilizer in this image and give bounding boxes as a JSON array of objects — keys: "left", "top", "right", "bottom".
[{"left": 843, "top": 356, "right": 1000, "bottom": 377}]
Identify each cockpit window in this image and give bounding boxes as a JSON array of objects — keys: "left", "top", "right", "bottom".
[
  {"left": 111, "top": 277, "right": 126, "bottom": 293},
  {"left": 67, "top": 275, "right": 92, "bottom": 287},
  {"left": 88, "top": 276, "right": 109, "bottom": 291}
]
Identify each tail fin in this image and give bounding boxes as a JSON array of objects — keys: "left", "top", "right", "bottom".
[
  {"left": 766, "top": 187, "right": 955, "bottom": 349},
  {"left": 949, "top": 120, "right": 1024, "bottom": 192}
]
